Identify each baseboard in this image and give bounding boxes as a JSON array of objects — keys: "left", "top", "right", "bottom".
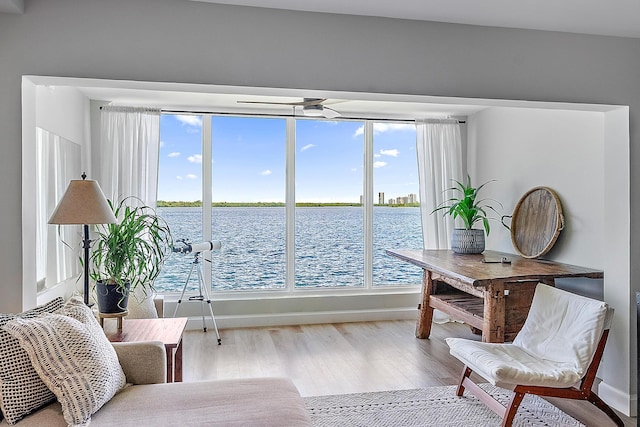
[
  {"left": 184, "top": 307, "right": 418, "bottom": 330},
  {"left": 598, "top": 380, "right": 637, "bottom": 417}
]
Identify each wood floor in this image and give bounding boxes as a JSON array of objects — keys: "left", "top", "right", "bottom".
[{"left": 182, "top": 320, "right": 635, "bottom": 427}]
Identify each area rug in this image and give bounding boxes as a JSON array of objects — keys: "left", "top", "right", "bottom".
[{"left": 304, "top": 383, "right": 584, "bottom": 426}]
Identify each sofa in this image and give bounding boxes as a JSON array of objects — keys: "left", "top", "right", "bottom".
[{"left": 3, "top": 341, "right": 312, "bottom": 426}]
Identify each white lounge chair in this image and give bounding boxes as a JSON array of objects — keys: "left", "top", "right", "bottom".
[{"left": 446, "top": 283, "right": 623, "bottom": 427}]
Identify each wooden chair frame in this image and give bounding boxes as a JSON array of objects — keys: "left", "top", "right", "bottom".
[{"left": 456, "top": 329, "right": 624, "bottom": 427}]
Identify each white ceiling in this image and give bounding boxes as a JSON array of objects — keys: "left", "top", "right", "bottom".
[
  {"left": 0, "top": 0, "right": 22, "bottom": 14},
  {"left": 192, "top": 0, "right": 640, "bottom": 38},
  {"left": 75, "top": 81, "right": 490, "bottom": 120},
  {"left": 25, "top": 0, "right": 636, "bottom": 118},
  {"left": 4, "top": 1, "right": 638, "bottom": 38}
]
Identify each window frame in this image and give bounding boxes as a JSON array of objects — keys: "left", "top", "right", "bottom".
[{"left": 157, "top": 113, "right": 421, "bottom": 297}]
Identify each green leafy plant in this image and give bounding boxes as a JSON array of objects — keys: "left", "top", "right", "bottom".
[
  {"left": 89, "top": 197, "right": 173, "bottom": 296},
  {"left": 432, "top": 175, "right": 502, "bottom": 235}
]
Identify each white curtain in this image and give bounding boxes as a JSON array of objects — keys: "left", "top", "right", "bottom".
[
  {"left": 416, "top": 119, "right": 464, "bottom": 324},
  {"left": 36, "top": 128, "right": 82, "bottom": 289},
  {"left": 416, "top": 119, "right": 464, "bottom": 250},
  {"left": 99, "top": 106, "right": 161, "bottom": 206}
]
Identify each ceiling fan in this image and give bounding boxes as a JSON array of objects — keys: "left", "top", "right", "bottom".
[{"left": 236, "top": 98, "right": 341, "bottom": 119}]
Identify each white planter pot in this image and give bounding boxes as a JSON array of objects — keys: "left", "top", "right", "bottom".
[{"left": 451, "top": 229, "right": 485, "bottom": 254}]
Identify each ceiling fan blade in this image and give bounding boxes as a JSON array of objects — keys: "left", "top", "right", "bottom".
[
  {"left": 236, "top": 100, "right": 302, "bottom": 106},
  {"left": 237, "top": 98, "right": 327, "bottom": 107},
  {"left": 322, "top": 106, "right": 341, "bottom": 119}
]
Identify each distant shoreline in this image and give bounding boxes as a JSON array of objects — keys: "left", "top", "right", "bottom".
[{"left": 157, "top": 201, "right": 420, "bottom": 208}]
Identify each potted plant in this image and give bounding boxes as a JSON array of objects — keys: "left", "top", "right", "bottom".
[
  {"left": 432, "top": 175, "right": 502, "bottom": 254},
  {"left": 89, "top": 197, "right": 172, "bottom": 313}
]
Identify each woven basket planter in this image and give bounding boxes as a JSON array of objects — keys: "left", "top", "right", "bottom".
[{"left": 451, "top": 229, "right": 485, "bottom": 254}]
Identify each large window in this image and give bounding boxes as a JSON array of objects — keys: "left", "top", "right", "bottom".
[
  {"left": 295, "top": 120, "right": 364, "bottom": 288},
  {"left": 155, "top": 115, "right": 203, "bottom": 293},
  {"left": 371, "top": 123, "right": 424, "bottom": 286},
  {"left": 155, "top": 115, "right": 423, "bottom": 293},
  {"left": 210, "top": 117, "right": 286, "bottom": 290}
]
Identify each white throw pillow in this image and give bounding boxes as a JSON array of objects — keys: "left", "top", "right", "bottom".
[
  {"left": 2, "top": 297, "right": 126, "bottom": 427},
  {"left": 0, "top": 297, "right": 64, "bottom": 425},
  {"left": 125, "top": 286, "right": 159, "bottom": 319}
]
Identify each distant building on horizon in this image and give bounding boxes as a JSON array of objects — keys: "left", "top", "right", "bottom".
[{"left": 378, "top": 192, "right": 385, "bottom": 205}]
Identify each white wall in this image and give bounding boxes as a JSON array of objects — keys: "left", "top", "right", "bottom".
[
  {"left": 469, "top": 107, "right": 605, "bottom": 266},
  {"left": 35, "top": 86, "right": 87, "bottom": 145},
  {"left": 1, "top": 0, "right": 637, "bottom": 414},
  {"left": 467, "top": 105, "right": 633, "bottom": 414},
  {"left": 26, "top": 85, "right": 90, "bottom": 306}
]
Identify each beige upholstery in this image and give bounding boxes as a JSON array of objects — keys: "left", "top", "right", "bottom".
[
  {"left": 113, "top": 341, "right": 166, "bottom": 385},
  {"left": 4, "top": 341, "right": 311, "bottom": 426}
]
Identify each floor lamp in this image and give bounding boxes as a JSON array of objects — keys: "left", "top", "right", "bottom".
[{"left": 48, "top": 173, "right": 117, "bottom": 305}]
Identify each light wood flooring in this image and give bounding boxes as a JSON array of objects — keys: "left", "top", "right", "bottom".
[{"left": 182, "top": 320, "right": 635, "bottom": 427}]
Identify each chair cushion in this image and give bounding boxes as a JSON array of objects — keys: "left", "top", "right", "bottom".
[
  {"left": 0, "top": 297, "right": 64, "bottom": 425},
  {"left": 513, "top": 284, "right": 607, "bottom": 378},
  {"left": 3, "top": 297, "right": 126, "bottom": 427},
  {"left": 446, "top": 284, "right": 609, "bottom": 389},
  {"left": 446, "top": 338, "right": 584, "bottom": 388}
]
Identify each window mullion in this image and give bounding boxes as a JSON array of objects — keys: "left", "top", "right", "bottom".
[
  {"left": 363, "top": 121, "right": 374, "bottom": 289},
  {"left": 202, "top": 115, "right": 213, "bottom": 289},
  {"left": 286, "top": 118, "right": 296, "bottom": 292}
]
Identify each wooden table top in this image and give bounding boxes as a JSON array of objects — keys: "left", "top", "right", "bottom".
[
  {"left": 104, "top": 317, "right": 188, "bottom": 348},
  {"left": 386, "top": 249, "right": 603, "bottom": 287}
]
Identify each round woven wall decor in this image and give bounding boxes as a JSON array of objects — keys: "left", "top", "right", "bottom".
[{"left": 509, "top": 187, "right": 564, "bottom": 259}]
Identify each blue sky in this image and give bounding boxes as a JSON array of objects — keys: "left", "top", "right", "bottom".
[{"left": 157, "top": 114, "right": 418, "bottom": 203}]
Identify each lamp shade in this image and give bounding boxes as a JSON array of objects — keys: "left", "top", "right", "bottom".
[{"left": 48, "top": 178, "right": 117, "bottom": 225}]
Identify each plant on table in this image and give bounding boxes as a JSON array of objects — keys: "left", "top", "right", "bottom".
[
  {"left": 89, "top": 197, "right": 172, "bottom": 312},
  {"left": 432, "top": 175, "right": 502, "bottom": 253}
]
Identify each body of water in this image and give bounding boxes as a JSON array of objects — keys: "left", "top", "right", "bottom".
[{"left": 155, "top": 206, "right": 424, "bottom": 293}]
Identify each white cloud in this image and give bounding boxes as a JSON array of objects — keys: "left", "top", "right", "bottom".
[
  {"left": 260, "top": 169, "right": 272, "bottom": 176},
  {"left": 376, "top": 123, "right": 414, "bottom": 133},
  {"left": 373, "top": 161, "right": 387, "bottom": 168},
  {"left": 175, "top": 115, "right": 202, "bottom": 128},
  {"left": 188, "top": 154, "right": 202, "bottom": 164},
  {"left": 168, "top": 152, "right": 181, "bottom": 158},
  {"left": 160, "top": 140, "right": 165, "bottom": 147},
  {"left": 300, "top": 143, "right": 315, "bottom": 152},
  {"left": 176, "top": 176, "right": 183, "bottom": 180},
  {"left": 353, "top": 122, "right": 415, "bottom": 137},
  {"left": 186, "top": 174, "right": 198, "bottom": 180},
  {"left": 380, "top": 149, "right": 399, "bottom": 157},
  {"left": 374, "top": 153, "right": 381, "bottom": 158}
]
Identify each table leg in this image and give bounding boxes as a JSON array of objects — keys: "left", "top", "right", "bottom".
[
  {"left": 416, "top": 269, "right": 435, "bottom": 339},
  {"left": 483, "top": 282, "right": 505, "bottom": 343},
  {"left": 166, "top": 347, "right": 173, "bottom": 383},
  {"left": 174, "top": 339, "right": 183, "bottom": 382}
]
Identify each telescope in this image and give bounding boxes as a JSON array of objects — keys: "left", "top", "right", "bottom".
[{"left": 172, "top": 239, "right": 222, "bottom": 254}]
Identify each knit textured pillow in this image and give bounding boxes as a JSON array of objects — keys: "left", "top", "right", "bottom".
[
  {"left": 0, "top": 297, "right": 64, "bottom": 425},
  {"left": 3, "top": 297, "right": 126, "bottom": 427}
]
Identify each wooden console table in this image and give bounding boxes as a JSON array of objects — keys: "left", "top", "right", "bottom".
[
  {"left": 104, "top": 317, "right": 188, "bottom": 382},
  {"left": 386, "top": 249, "right": 603, "bottom": 343}
]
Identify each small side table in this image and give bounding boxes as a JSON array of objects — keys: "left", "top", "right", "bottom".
[
  {"left": 98, "top": 311, "right": 128, "bottom": 330},
  {"left": 103, "top": 317, "right": 188, "bottom": 382}
]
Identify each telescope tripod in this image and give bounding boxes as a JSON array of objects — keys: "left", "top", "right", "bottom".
[{"left": 172, "top": 252, "right": 221, "bottom": 345}]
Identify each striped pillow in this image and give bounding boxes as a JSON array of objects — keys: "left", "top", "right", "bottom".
[
  {"left": 0, "top": 297, "right": 64, "bottom": 425},
  {"left": 3, "top": 297, "right": 126, "bottom": 427}
]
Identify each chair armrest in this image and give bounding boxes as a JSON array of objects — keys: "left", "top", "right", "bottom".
[
  {"left": 154, "top": 294, "right": 165, "bottom": 318},
  {"left": 112, "top": 341, "right": 167, "bottom": 385}
]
